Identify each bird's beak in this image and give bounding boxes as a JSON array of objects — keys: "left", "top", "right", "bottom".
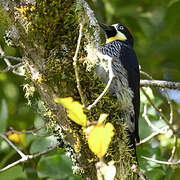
[{"left": 99, "top": 23, "right": 114, "bottom": 32}]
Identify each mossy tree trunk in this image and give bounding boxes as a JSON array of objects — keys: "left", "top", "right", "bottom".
[{"left": 0, "top": 0, "right": 138, "bottom": 179}]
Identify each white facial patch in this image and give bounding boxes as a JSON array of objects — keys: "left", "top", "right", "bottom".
[
  {"left": 108, "top": 24, "right": 127, "bottom": 41},
  {"left": 112, "top": 24, "right": 118, "bottom": 28}
]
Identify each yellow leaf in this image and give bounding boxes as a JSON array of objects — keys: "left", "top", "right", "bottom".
[
  {"left": 8, "top": 133, "right": 25, "bottom": 146},
  {"left": 98, "top": 113, "right": 108, "bottom": 124},
  {"left": 54, "top": 97, "right": 87, "bottom": 127},
  {"left": 88, "top": 123, "right": 114, "bottom": 158}
]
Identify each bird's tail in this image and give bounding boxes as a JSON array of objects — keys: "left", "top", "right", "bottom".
[{"left": 126, "top": 130, "right": 138, "bottom": 164}]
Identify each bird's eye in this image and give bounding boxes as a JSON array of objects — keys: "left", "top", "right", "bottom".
[{"left": 118, "top": 25, "right": 124, "bottom": 30}]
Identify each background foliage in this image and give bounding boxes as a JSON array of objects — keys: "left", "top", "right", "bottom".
[{"left": 0, "top": 0, "right": 180, "bottom": 179}]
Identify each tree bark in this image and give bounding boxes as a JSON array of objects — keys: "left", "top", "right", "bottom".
[{"left": 0, "top": 0, "right": 138, "bottom": 179}]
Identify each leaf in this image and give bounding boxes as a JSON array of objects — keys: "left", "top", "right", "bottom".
[
  {"left": 88, "top": 123, "right": 114, "bottom": 158},
  {"left": 54, "top": 97, "right": 87, "bottom": 127},
  {"left": 0, "top": 165, "right": 27, "bottom": 180},
  {"left": 0, "top": 99, "right": 8, "bottom": 134},
  {"left": 30, "top": 136, "right": 57, "bottom": 154},
  {"left": 37, "top": 151, "right": 73, "bottom": 179}
]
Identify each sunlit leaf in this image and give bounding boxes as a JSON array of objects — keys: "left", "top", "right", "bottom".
[
  {"left": 88, "top": 123, "right": 114, "bottom": 158},
  {"left": 54, "top": 97, "right": 87, "bottom": 127},
  {"left": 8, "top": 133, "right": 25, "bottom": 146}
]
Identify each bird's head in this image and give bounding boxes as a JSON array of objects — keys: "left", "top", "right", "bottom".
[{"left": 99, "top": 23, "right": 134, "bottom": 47}]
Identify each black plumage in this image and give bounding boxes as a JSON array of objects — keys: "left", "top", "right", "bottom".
[{"left": 97, "top": 23, "right": 140, "bottom": 150}]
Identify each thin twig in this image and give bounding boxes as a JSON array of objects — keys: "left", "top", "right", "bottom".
[
  {"left": 0, "top": 45, "right": 24, "bottom": 75},
  {"left": 12, "top": 68, "right": 26, "bottom": 76},
  {"left": 141, "top": 70, "right": 175, "bottom": 125},
  {"left": 87, "top": 57, "right": 114, "bottom": 110},
  {"left": 0, "top": 63, "right": 23, "bottom": 73},
  {"left": 142, "top": 156, "right": 180, "bottom": 165},
  {"left": 162, "top": 88, "right": 174, "bottom": 124},
  {"left": 141, "top": 87, "right": 176, "bottom": 134},
  {"left": 168, "top": 135, "right": 178, "bottom": 162},
  {"left": 142, "top": 104, "right": 161, "bottom": 132},
  {"left": 137, "top": 126, "right": 169, "bottom": 146},
  {"left": 87, "top": 74, "right": 114, "bottom": 110},
  {"left": 27, "top": 144, "right": 57, "bottom": 159},
  {"left": 0, "top": 54, "right": 22, "bottom": 62},
  {"left": 73, "top": 23, "right": 86, "bottom": 107},
  {"left": 140, "top": 70, "right": 178, "bottom": 158},
  {"left": 140, "top": 71, "right": 153, "bottom": 80},
  {"left": 0, "top": 144, "right": 57, "bottom": 173},
  {"left": 137, "top": 131, "right": 159, "bottom": 146},
  {"left": 7, "top": 126, "right": 51, "bottom": 138},
  {"left": 0, "top": 133, "right": 26, "bottom": 158}
]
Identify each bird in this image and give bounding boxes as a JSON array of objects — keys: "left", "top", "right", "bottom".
[{"left": 96, "top": 23, "right": 140, "bottom": 157}]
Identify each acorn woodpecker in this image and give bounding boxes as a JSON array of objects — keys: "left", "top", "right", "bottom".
[{"left": 97, "top": 23, "right": 140, "bottom": 153}]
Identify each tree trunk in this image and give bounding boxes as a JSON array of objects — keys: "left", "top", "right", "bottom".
[{"left": 0, "top": 0, "right": 138, "bottom": 179}]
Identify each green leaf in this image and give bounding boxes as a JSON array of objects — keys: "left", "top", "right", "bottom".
[
  {"left": 0, "top": 99, "right": 8, "bottom": 134},
  {"left": 145, "top": 167, "right": 165, "bottom": 180},
  {"left": 30, "top": 136, "right": 57, "bottom": 154},
  {"left": 0, "top": 165, "right": 26, "bottom": 180},
  {"left": 34, "top": 115, "right": 45, "bottom": 128},
  {"left": 68, "top": 176, "right": 82, "bottom": 180},
  {"left": 165, "top": 167, "right": 174, "bottom": 180},
  {"left": 37, "top": 151, "right": 73, "bottom": 179}
]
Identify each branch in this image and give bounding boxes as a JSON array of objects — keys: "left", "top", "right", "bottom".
[
  {"left": 137, "top": 131, "right": 159, "bottom": 145},
  {"left": 142, "top": 156, "right": 180, "bottom": 165},
  {"left": 141, "top": 87, "right": 176, "bottom": 135},
  {"left": 0, "top": 144, "right": 57, "bottom": 173},
  {"left": 139, "top": 70, "right": 178, "bottom": 162},
  {"left": 142, "top": 104, "right": 161, "bottom": 132},
  {"left": 140, "top": 80, "right": 180, "bottom": 90},
  {"left": 168, "top": 135, "right": 178, "bottom": 162},
  {"left": 0, "top": 55, "right": 22, "bottom": 62},
  {"left": 0, "top": 45, "right": 24, "bottom": 75},
  {"left": 137, "top": 126, "right": 169, "bottom": 146},
  {"left": 7, "top": 126, "right": 52, "bottom": 137},
  {"left": 0, "top": 133, "right": 26, "bottom": 158},
  {"left": 0, "top": 62, "right": 23, "bottom": 73},
  {"left": 0, "top": 133, "right": 57, "bottom": 173}
]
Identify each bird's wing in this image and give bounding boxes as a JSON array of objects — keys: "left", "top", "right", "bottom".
[
  {"left": 120, "top": 45, "right": 140, "bottom": 142},
  {"left": 98, "top": 41, "right": 140, "bottom": 142}
]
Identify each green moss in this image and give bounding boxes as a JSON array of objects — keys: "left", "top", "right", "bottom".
[
  {"left": 26, "top": 1, "right": 79, "bottom": 96},
  {"left": 0, "top": 6, "right": 12, "bottom": 26},
  {"left": 30, "top": 0, "right": 78, "bottom": 51}
]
